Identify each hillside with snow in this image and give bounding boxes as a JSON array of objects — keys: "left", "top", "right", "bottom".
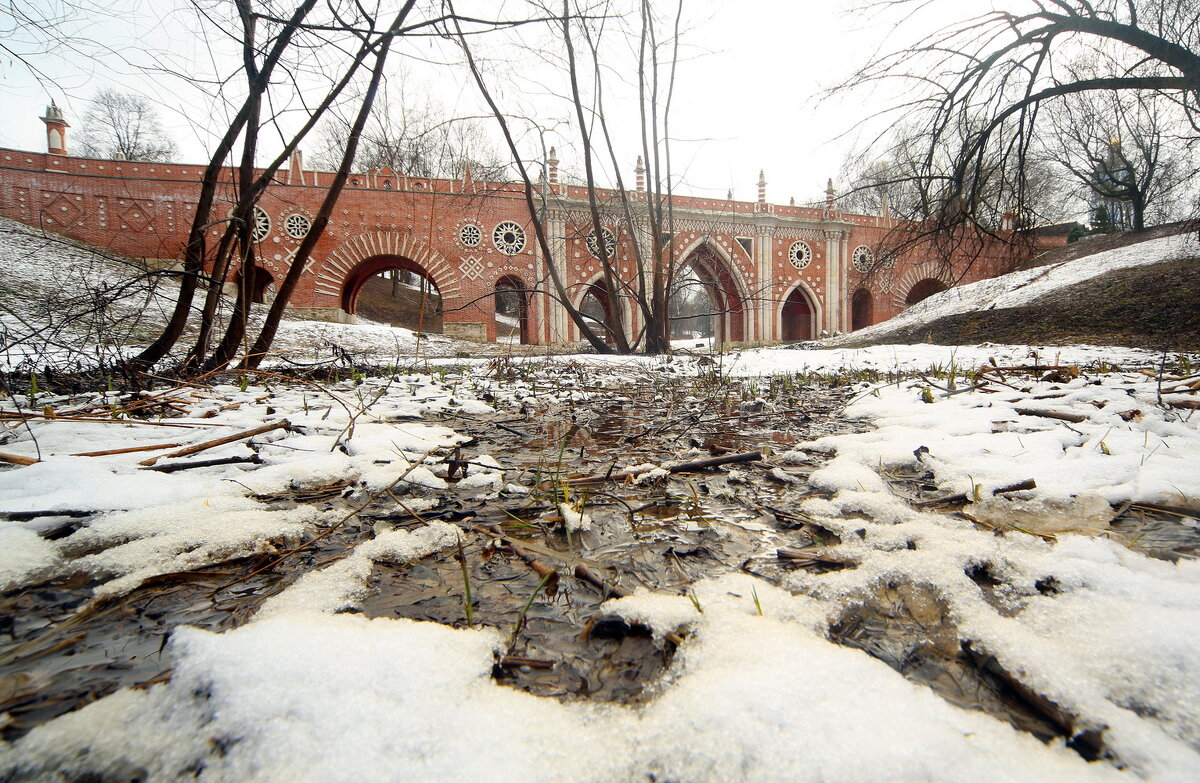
[
  {"left": 0, "top": 217, "right": 495, "bottom": 372},
  {"left": 830, "top": 231, "right": 1200, "bottom": 350}
]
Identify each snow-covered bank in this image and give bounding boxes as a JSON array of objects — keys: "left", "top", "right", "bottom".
[
  {"left": 4, "top": 573, "right": 1129, "bottom": 783},
  {"left": 825, "top": 232, "right": 1200, "bottom": 346},
  {"left": 0, "top": 375, "right": 493, "bottom": 601},
  {"left": 0, "top": 217, "right": 505, "bottom": 369}
]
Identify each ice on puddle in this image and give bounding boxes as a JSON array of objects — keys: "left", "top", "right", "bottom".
[
  {"left": 456, "top": 471, "right": 503, "bottom": 492},
  {"left": 633, "top": 466, "right": 670, "bottom": 485},
  {"left": 258, "top": 521, "right": 460, "bottom": 619},
  {"left": 602, "top": 590, "right": 701, "bottom": 642},
  {"left": 559, "top": 502, "right": 594, "bottom": 531},
  {"left": 967, "top": 493, "right": 1114, "bottom": 535},
  {"left": 71, "top": 500, "right": 315, "bottom": 602},
  {"left": 0, "top": 456, "right": 238, "bottom": 513},
  {"left": 777, "top": 448, "right": 811, "bottom": 464},
  {"left": 466, "top": 454, "right": 504, "bottom": 475}
]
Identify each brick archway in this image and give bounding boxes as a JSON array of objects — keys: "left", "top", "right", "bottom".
[
  {"left": 851, "top": 288, "right": 872, "bottom": 330},
  {"left": 495, "top": 274, "right": 532, "bottom": 345},
  {"left": 677, "top": 240, "right": 747, "bottom": 343},
  {"left": 780, "top": 284, "right": 818, "bottom": 341},
  {"left": 340, "top": 255, "right": 440, "bottom": 316},
  {"left": 310, "top": 232, "right": 461, "bottom": 311},
  {"left": 892, "top": 261, "right": 953, "bottom": 309}
]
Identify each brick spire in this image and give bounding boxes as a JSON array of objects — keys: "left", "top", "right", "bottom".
[{"left": 41, "top": 101, "right": 69, "bottom": 156}]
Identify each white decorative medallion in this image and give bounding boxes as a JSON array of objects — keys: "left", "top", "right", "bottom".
[
  {"left": 787, "top": 240, "right": 812, "bottom": 270},
  {"left": 852, "top": 245, "right": 874, "bottom": 273},
  {"left": 586, "top": 228, "right": 617, "bottom": 259},
  {"left": 493, "top": 221, "right": 526, "bottom": 255},
  {"left": 283, "top": 213, "right": 311, "bottom": 239}
]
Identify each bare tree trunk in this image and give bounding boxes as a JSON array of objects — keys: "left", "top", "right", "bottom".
[
  {"left": 244, "top": 3, "right": 418, "bottom": 369},
  {"left": 561, "top": 1, "right": 630, "bottom": 352},
  {"left": 451, "top": 2, "right": 613, "bottom": 354},
  {"left": 127, "top": 0, "right": 318, "bottom": 373}
]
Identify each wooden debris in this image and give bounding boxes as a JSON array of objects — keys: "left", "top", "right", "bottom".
[
  {"left": 0, "top": 451, "right": 38, "bottom": 466},
  {"left": 916, "top": 478, "right": 1037, "bottom": 508},
  {"left": 775, "top": 547, "right": 857, "bottom": 567},
  {"left": 572, "top": 450, "right": 763, "bottom": 486},
  {"left": 147, "top": 455, "right": 263, "bottom": 473},
  {"left": 1013, "top": 407, "right": 1088, "bottom": 424},
  {"left": 138, "top": 419, "right": 290, "bottom": 466},
  {"left": 497, "top": 655, "right": 555, "bottom": 669},
  {"left": 573, "top": 563, "right": 629, "bottom": 599},
  {"left": 0, "top": 509, "right": 95, "bottom": 522},
  {"left": 71, "top": 442, "right": 183, "bottom": 457},
  {"left": 481, "top": 524, "right": 559, "bottom": 587}
]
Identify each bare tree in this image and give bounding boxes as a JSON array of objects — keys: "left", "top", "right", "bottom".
[
  {"left": 75, "top": 88, "right": 178, "bottom": 162},
  {"left": 129, "top": 0, "right": 430, "bottom": 373},
  {"left": 838, "top": 0, "right": 1200, "bottom": 251},
  {"left": 455, "top": 0, "right": 702, "bottom": 355},
  {"left": 310, "top": 81, "right": 508, "bottom": 180},
  {"left": 1044, "top": 84, "right": 1196, "bottom": 231}
]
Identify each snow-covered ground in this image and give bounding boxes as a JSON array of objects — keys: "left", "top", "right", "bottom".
[
  {"left": 826, "top": 232, "right": 1200, "bottom": 346},
  {"left": 0, "top": 217, "right": 505, "bottom": 370},
  {"left": 2, "top": 220, "right": 1200, "bottom": 780}
]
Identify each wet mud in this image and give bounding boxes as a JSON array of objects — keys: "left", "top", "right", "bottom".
[{"left": 3, "top": 365, "right": 1195, "bottom": 763}]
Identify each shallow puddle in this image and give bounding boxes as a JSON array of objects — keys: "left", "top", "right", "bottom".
[{"left": 2, "top": 374, "right": 856, "bottom": 737}]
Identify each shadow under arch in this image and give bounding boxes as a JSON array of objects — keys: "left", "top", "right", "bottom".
[
  {"left": 673, "top": 239, "right": 747, "bottom": 344},
  {"left": 905, "top": 278, "right": 949, "bottom": 306},
  {"left": 780, "top": 282, "right": 820, "bottom": 341},
  {"left": 494, "top": 274, "right": 532, "bottom": 345},
  {"left": 340, "top": 254, "right": 443, "bottom": 332},
  {"left": 233, "top": 265, "right": 275, "bottom": 305},
  {"left": 573, "top": 276, "right": 633, "bottom": 345},
  {"left": 851, "top": 287, "right": 873, "bottom": 330}
]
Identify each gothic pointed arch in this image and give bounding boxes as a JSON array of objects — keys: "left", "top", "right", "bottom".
[
  {"left": 780, "top": 282, "right": 821, "bottom": 341},
  {"left": 572, "top": 273, "right": 633, "bottom": 344},
  {"left": 673, "top": 237, "right": 749, "bottom": 343}
]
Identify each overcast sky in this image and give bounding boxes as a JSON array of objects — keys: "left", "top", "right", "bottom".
[{"left": 0, "top": 0, "right": 985, "bottom": 204}]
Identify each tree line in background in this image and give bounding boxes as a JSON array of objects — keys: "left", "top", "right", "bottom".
[{"left": 837, "top": 0, "right": 1199, "bottom": 263}]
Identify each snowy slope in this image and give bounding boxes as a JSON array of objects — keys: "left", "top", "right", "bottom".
[
  {"left": 0, "top": 217, "right": 487, "bottom": 369},
  {"left": 828, "top": 232, "right": 1200, "bottom": 346}
]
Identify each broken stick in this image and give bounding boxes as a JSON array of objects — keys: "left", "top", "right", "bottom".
[
  {"left": 138, "top": 419, "right": 290, "bottom": 466},
  {"left": 916, "top": 478, "right": 1037, "bottom": 508},
  {"left": 0, "top": 451, "right": 38, "bottom": 466}
]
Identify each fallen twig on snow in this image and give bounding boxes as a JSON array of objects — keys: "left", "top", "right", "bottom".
[{"left": 138, "top": 420, "right": 290, "bottom": 466}]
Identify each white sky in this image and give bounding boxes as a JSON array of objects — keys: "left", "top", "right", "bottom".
[{"left": 0, "top": 0, "right": 985, "bottom": 204}]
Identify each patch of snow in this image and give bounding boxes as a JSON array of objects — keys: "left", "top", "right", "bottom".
[{"left": 826, "top": 232, "right": 1200, "bottom": 345}]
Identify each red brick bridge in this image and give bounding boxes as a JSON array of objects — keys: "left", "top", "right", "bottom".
[{"left": 1, "top": 111, "right": 1032, "bottom": 345}]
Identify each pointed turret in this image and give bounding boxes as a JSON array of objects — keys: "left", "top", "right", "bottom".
[{"left": 41, "top": 101, "right": 69, "bottom": 156}]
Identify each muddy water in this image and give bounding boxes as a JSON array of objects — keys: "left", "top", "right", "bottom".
[
  {"left": 8, "top": 369, "right": 1192, "bottom": 753},
  {"left": 355, "top": 383, "right": 853, "bottom": 702},
  {"left": 0, "top": 378, "right": 851, "bottom": 739},
  {"left": 0, "top": 525, "right": 371, "bottom": 741}
]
